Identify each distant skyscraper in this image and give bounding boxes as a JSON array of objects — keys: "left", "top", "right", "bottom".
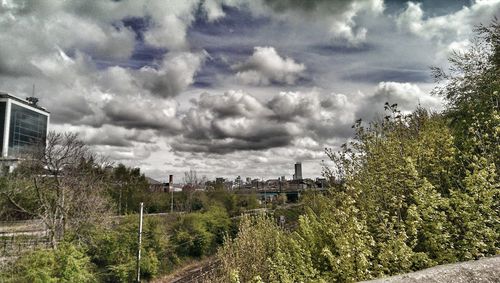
[{"left": 294, "top": 162, "right": 302, "bottom": 180}]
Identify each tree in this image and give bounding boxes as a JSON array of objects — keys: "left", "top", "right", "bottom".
[
  {"left": 108, "top": 163, "right": 149, "bottom": 214},
  {"left": 0, "top": 132, "right": 112, "bottom": 248},
  {"left": 85, "top": 216, "right": 167, "bottom": 282},
  {"left": 433, "top": 19, "right": 500, "bottom": 261},
  {"left": 432, "top": 19, "right": 499, "bottom": 169},
  {"left": 216, "top": 214, "right": 284, "bottom": 283},
  {"left": 2, "top": 242, "right": 95, "bottom": 283}
]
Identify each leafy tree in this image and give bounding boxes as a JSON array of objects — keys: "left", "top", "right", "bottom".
[
  {"left": 216, "top": 214, "right": 283, "bottom": 283},
  {"left": 85, "top": 216, "right": 167, "bottom": 282},
  {"left": 432, "top": 19, "right": 500, "bottom": 261},
  {"left": 0, "top": 132, "right": 112, "bottom": 248},
  {"left": 108, "top": 163, "right": 149, "bottom": 215},
  {"left": 172, "top": 205, "right": 231, "bottom": 258},
  {"left": 432, "top": 19, "right": 499, "bottom": 168},
  {"left": 3, "top": 242, "right": 95, "bottom": 283}
]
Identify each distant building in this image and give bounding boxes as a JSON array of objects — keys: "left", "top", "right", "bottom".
[
  {"left": 146, "top": 177, "right": 168, "bottom": 192},
  {"left": 0, "top": 92, "right": 49, "bottom": 173},
  {"left": 294, "top": 162, "right": 302, "bottom": 180}
]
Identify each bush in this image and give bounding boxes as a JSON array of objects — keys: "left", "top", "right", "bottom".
[
  {"left": 172, "top": 205, "right": 231, "bottom": 258},
  {"left": 4, "top": 243, "right": 95, "bottom": 283},
  {"left": 86, "top": 216, "right": 168, "bottom": 282}
]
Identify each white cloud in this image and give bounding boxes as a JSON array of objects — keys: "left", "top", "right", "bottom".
[
  {"left": 357, "top": 82, "right": 444, "bottom": 120},
  {"left": 267, "top": 91, "right": 320, "bottom": 121},
  {"left": 142, "top": 0, "right": 200, "bottom": 50},
  {"left": 197, "top": 90, "right": 270, "bottom": 118},
  {"left": 138, "top": 51, "right": 207, "bottom": 97},
  {"left": 396, "top": 1, "right": 500, "bottom": 55},
  {"left": 101, "top": 94, "right": 183, "bottom": 134},
  {"left": 256, "top": 0, "right": 384, "bottom": 45},
  {"left": 233, "top": 47, "right": 305, "bottom": 85},
  {"left": 327, "top": 0, "right": 383, "bottom": 45}
]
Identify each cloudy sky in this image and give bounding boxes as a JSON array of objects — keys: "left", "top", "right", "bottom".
[{"left": 1, "top": 0, "right": 499, "bottom": 181}]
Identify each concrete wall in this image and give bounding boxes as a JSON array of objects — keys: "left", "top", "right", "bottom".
[{"left": 361, "top": 256, "right": 500, "bottom": 283}]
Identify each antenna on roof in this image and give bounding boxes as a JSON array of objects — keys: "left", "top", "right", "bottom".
[{"left": 26, "top": 84, "right": 39, "bottom": 106}]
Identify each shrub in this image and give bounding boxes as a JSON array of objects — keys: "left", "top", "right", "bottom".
[{"left": 4, "top": 242, "right": 95, "bottom": 283}]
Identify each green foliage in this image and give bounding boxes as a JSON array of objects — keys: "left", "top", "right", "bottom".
[
  {"left": 85, "top": 216, "right": 168, "bottom": 282},
  {"left": 0, "top": 176, "right": 38, "bottom": 220},
  {"left": 172, "top": 205, "right": 231, "bottom": 258},
  {"left": 107, "top": 163, "right": 149, "bottom": 214},
  {"left": 433, "top": 19, "right": 500, "bottom": 167},
  {"left": 206, "top": 188, "right": 260, "bottom": 216},
  {"left": 217, "top": 214, "right": 284, "bottom": 282},
  {"left": 3, "top": 243, "right": 95, "bottom": 283}
]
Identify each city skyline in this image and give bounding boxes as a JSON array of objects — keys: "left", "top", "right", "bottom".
[{"left": 0, "top": 0, "right": 498, "bottom": 180}]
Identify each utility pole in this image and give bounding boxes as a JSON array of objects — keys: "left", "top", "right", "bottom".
[
  {"left": 170, "top": 189, "right": 174, "bottom": 213},
  {"left": 169, "top": 175, "right": 174, "bottom": 213},
  {"left": 118, "top": 182, "right": 123, "bottom": 215},
  {"left": 136, "top": 202, "right": 144, "bottom": 283},
  {"left": 263, "top": 177, "right": 266, "bottom": 207}
]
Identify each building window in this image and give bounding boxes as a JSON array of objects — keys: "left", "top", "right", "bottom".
[{"left": 8, "top": 104, "right": 48, "bottom": 156}]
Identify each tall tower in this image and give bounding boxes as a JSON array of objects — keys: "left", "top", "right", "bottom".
[{"left": 294, "top": 162, "right": 302, "bottom": 180}]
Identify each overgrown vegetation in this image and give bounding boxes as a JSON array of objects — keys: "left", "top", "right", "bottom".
[
  {"left": 212, "top": 20, "right": 499, "bottom": 282},
  {"left": 0, "top": 138, "right": 249, "bottom": 281}
]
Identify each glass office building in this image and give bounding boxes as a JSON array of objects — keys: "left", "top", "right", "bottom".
[{"left": 0, "top": 93, "right": 49, "bottom": 158}]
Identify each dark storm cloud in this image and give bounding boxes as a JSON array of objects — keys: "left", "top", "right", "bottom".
[
  {"left": 172, "top": 90, "right": 295, "bottom": 154},
  {"left": 172, "top": 134, "right": 292, "bottom": 154},
  {"left": 172, "top": 89, "right": 365, "bottom": 154}
]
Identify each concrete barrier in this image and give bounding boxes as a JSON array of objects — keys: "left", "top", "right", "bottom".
[{"left": 361, "top": 255, "right": 500, "bottom": 283}]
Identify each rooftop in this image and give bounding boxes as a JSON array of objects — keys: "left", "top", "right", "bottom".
[{"left": 0, "top": 92, "right": 50, "bottom": 113}]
